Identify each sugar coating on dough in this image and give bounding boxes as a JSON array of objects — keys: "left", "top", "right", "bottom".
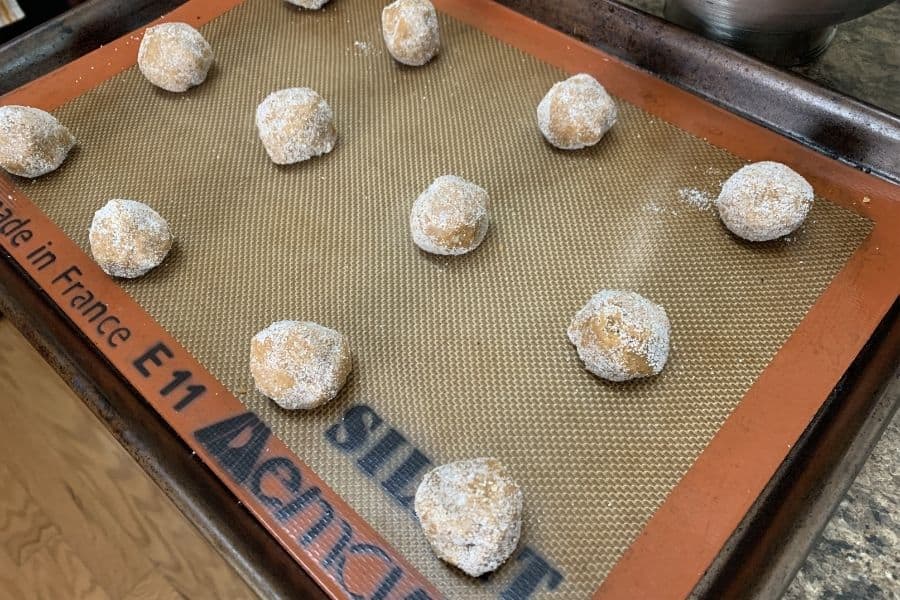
[
  {"left": 0, "top": 105, "right": 75, "bottom": 178},
  {"left": 568, "top": 290, "right": 670, "bottom": 382},
  {"left": 716, "top": 161, "right": 814, "bottom": 242},
  {"left": 89, "top": 199, "right": 173, "bottom": 279},
  {"left": 138, "top": 22, "right": 213, "bottom": 92},
  {"left": 410, "top": 175, "right": 489, "bottom": 255},
  {"left": 249, "top": 321, "right": 351, "bottom": 410},
  {"left": 256, "top": 88, "right": 337, "bottom": 165},
  {"left": 414, "top": 458, "right": 523, "bottom": 577},
  {"left": 286, "top": 0, "right": 331, "bottom": 9},
  {"left": 537, "top": 73, "right": 617, "bottom": 150},
  {"left": 382, "top": 0, "right": 440, "bottom": 66}
]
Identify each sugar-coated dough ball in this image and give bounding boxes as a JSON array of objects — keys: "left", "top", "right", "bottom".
[
  {"left": 138, "top": 22, "right": 213, "bottom": 92},
  {"left": 250, "top": 321, "right": 351, "bottom": 410},
  {"left": 414, "top": 458, "right": 523, "bottom": 577},
  {"left": 256, "top": 88, "right": 337, "bottom": 165},
  {"left": 537, "top": 73, "right": 617, "bottom": 150},
  {"left": 410, "top": 176, "right": 489, "bottom": 255},
  {"left": 716, "top": 161, "right": 814, "bottom": 242},
  {"left": 382, "top": 0, "right": 440, "bottom": 66},
  {"left": 0, "top": 105, "right": 75, "bottom": 178},
  {"left": 89, "top": 199, "right": 172, "bottom": 278},
  {"left": 568, "top": 290, "right": 670, "bottom": 382},
  {"left": 286, "top": 0, "right": 330, "bottom": 9}
]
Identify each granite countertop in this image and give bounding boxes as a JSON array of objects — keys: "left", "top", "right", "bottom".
[
  {"left": 784, "top": 408, "right": 899, "bottom": 599},
  {"left": 791, "top": 3, "right": 900, "bottom": 116},
  {"left": 618, "top": 2, "right": 899, "bottom": 598},
  {"left": 621, "top": 0, "right": 900, "bottom": 116}
]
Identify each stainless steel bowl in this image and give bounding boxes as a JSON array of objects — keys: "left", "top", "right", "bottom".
[{"left": 664, "top": 0, "right": 895, "bottom": 65}]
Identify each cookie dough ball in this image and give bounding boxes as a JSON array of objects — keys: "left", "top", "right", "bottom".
[
  {"left": 138, "top": 22, "right": 213, "bottom": 92},
  {"left": 256, "top": 88, "right": 337, "bottom": 165},
  {"left": 568, "top": 290, "right": 670, "bottom": 382},
  {"left": 716, "top": 161, "right": 814, "bottom": 242},
  {"left": 0, "top": 106, "right": 75, "bottom": 178},
  {"left": 414, "top": 458, "right": 523, "bottom": 577},
  {"left": 382, "top": 0, "right": 440, "bottom": 66},
  {"left": 537, "top": 73, "right": 617, "bottom": 150},
  {"left": 286, "top": 0, "right": 330, "bottom": 9},
  {"left": 410, "top": 176, "right": 489, "bottom": 255},
  {"left": 250, "top": 321, "right": 351, "bottom": 410},
  {"left": 89, "top": 199, "right": 173, "bottom": 278}
]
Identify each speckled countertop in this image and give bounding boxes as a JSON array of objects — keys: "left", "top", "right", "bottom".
[
  {"left": 784, "top": 409, "right": 899, "bottom": 599},
  {"left": 792, "top": 3, "right": 900, "bottom": 116},
  {"left": 618, "top": 2, "right": 899, "bottom": 597},
  {"left": 621, "top": 1, "right": 900, "bottom": 115}
]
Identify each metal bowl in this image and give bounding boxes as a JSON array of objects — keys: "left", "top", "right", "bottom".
[{"left": 664, "top": 0, "right": 895, "bottom": 65}]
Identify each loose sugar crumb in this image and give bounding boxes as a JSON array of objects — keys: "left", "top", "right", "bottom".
[
  {"left": 353, "top": 40, "right": 374, "bottom": 55},
  {"left": 644, "top": 201, "right": 668, "bottom": 215},
  {"left": 677, "top": 188, "right": 713, "bottom": 211}
]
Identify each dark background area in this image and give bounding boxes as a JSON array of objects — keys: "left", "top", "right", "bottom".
[{"left": 0, "top": 0, "right": 84, "bottom": 44}]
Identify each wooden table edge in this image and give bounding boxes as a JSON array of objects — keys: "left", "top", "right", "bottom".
[{"left": 0, "top": 250, "right": 328, "bottom": 600}]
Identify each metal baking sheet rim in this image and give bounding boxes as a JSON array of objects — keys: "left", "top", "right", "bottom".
[{"left": 0, "top": 1, "right": 897, "bottom": 598}]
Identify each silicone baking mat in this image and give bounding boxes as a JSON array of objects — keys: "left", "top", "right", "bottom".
[{"left": 2, "top": 0, "right": 897, "bottom": 598}]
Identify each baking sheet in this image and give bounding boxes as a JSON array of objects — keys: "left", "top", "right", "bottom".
[{"left": 15, "top": 0, "right": 871, "bottom": 596}]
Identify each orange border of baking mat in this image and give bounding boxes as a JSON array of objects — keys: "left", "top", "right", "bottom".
[{"left": 1, "top": 1, "right": 898, "bottom": 599}]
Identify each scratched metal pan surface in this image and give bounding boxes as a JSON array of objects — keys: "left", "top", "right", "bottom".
[{"left": 1, "top": 0, "right": 898, "bottom": 598}]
